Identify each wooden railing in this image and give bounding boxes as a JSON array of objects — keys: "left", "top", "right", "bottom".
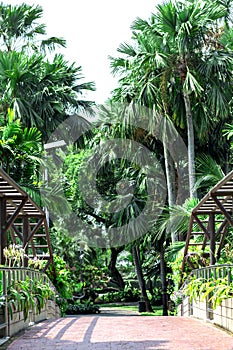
[
  {"left": 190, "top": 264, "right": 233, "bottom": 285},
  {"left": 183, "top": 264, "right": 233, "bottom": 320},
  {"left": 0, "top": 267, "right": 54, "bottom": 340}
]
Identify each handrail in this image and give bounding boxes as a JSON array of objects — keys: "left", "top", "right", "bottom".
[
  {"left": 0, "top": 266, "right": 52, "bottom": 289},
  {"left": 0, "top": 267, "right": 55, "bottom": 339},
  {"left": 190, "top": 264, "right": 233, "bottom": 285}
]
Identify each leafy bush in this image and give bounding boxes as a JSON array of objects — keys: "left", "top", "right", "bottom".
[
  {"left": 101, "top": 287, "right": 140, "bottom": 303},
  {"left": 46, "top": 254, "right": 73, "bottom": 299},
  {"left": 7, "top": 276, "right": 55, "bottom": 321},
  {"left": 77, "top": 265, "right": 109, "bottom": 299},
  {"left": 183, "top": 275, "right": 233, "bottom": 309},
  {"left": 65, "top": 300, "right": 100, "bottom": 315}
]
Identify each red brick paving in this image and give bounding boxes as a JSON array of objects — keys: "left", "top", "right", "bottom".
[{"left": 6, "top": 316, "right": 233, "bottom": 350}]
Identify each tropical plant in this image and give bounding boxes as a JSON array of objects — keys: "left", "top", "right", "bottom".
[
  {"left": 194, "top": 154, "right": 225, "bottom": 194},
  {"left": 0, "top": 109, "right": 43, "bottom": 185},
  {"left": 110, "top": 0, "right": 233, "bottom": 199},
  {"left": 0, "top": 3, "right": 95, "bottom": 141},
  {"left": 77, "top": 265, "right": 109, "bottom": 302},
  {"left": 183, "top": 275, "right": 233, "bottom": 309},
  {"left": 3, "top": 244, "right": 26, "bottom": 268},
  {"left": 65, "top": 300, "right": 100, "bottom": 315},
  {"left": 45, "top": 254, "right": 73, "bottom": 299},
  {"left": 99, "top": 287, "right": 141, "bottom": 303},
  {"left": 0, "top": 51, "right": 95, "bottom": 140},
  {"left": 0, "top": 2, "right": 66, "bottom": 53},
  {"left": 7, "top": 276, "right": 55, "bottom": 321}
]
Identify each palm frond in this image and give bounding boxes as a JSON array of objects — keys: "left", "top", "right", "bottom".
[
  {"left": 195, "top": 154, "right": 225, "bottom": 191},
  {"left": 117, "top": 42, "right": 136, "bottom": 57},
  {"left": 131, "top": 17, "right": 151, "bottom": 31},
  {"left": 40, "top": 36, "right": 66, "bottom": 52}
]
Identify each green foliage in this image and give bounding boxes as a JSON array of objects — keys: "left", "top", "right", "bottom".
[
  {"left": 49, "top": 226, "right": 84, "bottom": 267},
  {"left": 32, "top": 278, "right": 55, "bottom": 314},
  {"left": 46, "top": 254, "right": 73, "bottom": 299},
  {"left": 7, "top": 276, "right": 55, "bottom": 321},
  {"left": 195, "top": 154, "right": 225, "bottom": 192},
  {"left": 0, "top": 2, "right": 64, "bottom": 53},
  {"left": 219, "top": 242, "right": 233, "bottom": 264},
  {"left": 65, "top": 300, "right": 100, "bottom": 315},
  {"left": 166, "top": 242, "right": 187, "bottom": 289},
  {"left": 0, "top": 3, "right": 95, "bottom": 143},
  {"left": 55, "top": 296, "right": 68, "bottom": 316},
  {"left": 100, "top": 287, "right": 140, "bottom": 303},
  {"left": 0, "top": 110, "right": 43, "bottom": 185},
  {"left": 184, "top": 275, "right": 233, "bottom": 309},
  {"left": 80, "top": 265, "right": 109, "bottom": 294}
]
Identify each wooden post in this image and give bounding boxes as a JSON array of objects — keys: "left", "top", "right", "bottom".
[
  {"left": 209, "top": 213, "right": 216, "bottom": 265},
  {"left": 23, "top": 216, "right": 29, "bottom": 267},
  {"left": 0, "top": 198, "right": 7, "bottom": 265}
]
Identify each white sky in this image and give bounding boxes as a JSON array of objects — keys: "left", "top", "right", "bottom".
[{"left": 4, "top": 0, "right": 159, "bottom": 103}]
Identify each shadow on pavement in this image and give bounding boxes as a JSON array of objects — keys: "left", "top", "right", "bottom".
[{"left": 5, "top": 316, "right": 169, "bottom": 350}]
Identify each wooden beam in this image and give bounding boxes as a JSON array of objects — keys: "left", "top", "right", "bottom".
[
  {"left": 209, "top": 213, "right": 216, "bottom": 265},
  {"left": 12, "top": 224, "right": 23, "bottom": 241},
  {"left": 192, "top": 213, "right": 210, "bottom": 238},
  {"left": 0, "top": 198, "right": 7, "bottom": 264},
  {"left": 5, "top": 197, "right": 28, "bottom": 231},
  {"left": 27, "top": 217, "right": 44, "bottom": 242},
  {"left": 212, "top": 195, "right": 233, "bottom": 227},
  {"left": 23, "top": 216, "right": 29, "bottom": 267},
  {"left": 202, "top": 234, "right": 208, "bottom": 251},
  {"left": 43, "top": 218, "right": 54, "bottom": 271},
  {"left": 181, "top": 215, "right": 194, "bottom": 278},
  {"left": 217, "top": 222, "right": 229, "bottom": 260},
  {"left": 216, "top": 218, "right": 228, "bottom": 237}
]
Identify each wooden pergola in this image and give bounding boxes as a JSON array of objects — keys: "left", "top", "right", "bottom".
[
  {"left": 0, "top": 168, "right": 53, "bottom": 271},
  {"left": 182, "top": 170, "right": 233, "bottom": 273}
]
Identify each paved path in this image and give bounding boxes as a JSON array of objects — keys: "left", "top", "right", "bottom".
[{"left": 6, "top": 316, "right": 233, "bottom": 350}]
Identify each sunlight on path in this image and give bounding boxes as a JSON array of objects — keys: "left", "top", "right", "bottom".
[{"left": 6, "top": 316, "right": 233, "bottom": 350}]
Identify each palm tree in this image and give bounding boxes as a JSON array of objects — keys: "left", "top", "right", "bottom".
[
  {"left": 110, "top": 40, "right": 186, "bottom": 243},
  {"left": 0, "top": 109, "right": 43, "bottom": 188},
  {"left": 195, "top": 154, "right": 225, "bottom": 195},
  {"left": 0, "top": 2, "right": 66, "bottom": 53},
  {"left": 110, "top": 0, "right": 233, "bottom": 200},
  {"left": 0, "top": 50, "right": 95, "bottom": 140}
]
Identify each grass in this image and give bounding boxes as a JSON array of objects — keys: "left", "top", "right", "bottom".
[{"left": 98, "top": 303, "right": 163, "bottom": 316}]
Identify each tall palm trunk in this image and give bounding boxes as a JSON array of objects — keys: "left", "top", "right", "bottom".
[
  {"left": 163, "top": 138, "right": 177, "bottom": 243},
  {"left": 158, "top": 239, "right": 168, "bottom": 316},
  {"left": 132, "top": 245, "right": 153, "bottom": 313},
  {"left": 183, "top": 91, "right": 197, "bottom": 199},
  {"left": 160, "top": 115, "right": 177, "bottom": 242},
  {"left": 164, "top": 145, "right": 176, "bottom": 207},
  {"left": 179, "top": 57, "right": 197, "bottom": 199}
]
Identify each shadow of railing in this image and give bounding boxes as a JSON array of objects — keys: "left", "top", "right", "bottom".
[{"left": 6, "top": 316, "right": 169, "bottom": 350}]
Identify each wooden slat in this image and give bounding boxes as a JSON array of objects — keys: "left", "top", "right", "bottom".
[{"left": 0, "top": 168, "right": 53, "bottom": 270}]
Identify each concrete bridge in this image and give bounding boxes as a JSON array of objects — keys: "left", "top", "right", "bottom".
[{"left": 5, "top": 314, "right": 233, "bottom": 350}]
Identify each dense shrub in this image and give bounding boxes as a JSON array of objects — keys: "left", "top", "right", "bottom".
[
  {"left": 100, "top": 287, "right": 140, "bottom": 303},
  {"left": 65, "top": 301, "right": 100, "bottom": 315}
]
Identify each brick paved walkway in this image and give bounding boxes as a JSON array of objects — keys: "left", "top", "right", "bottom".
[{"left": 6, "top": 316, "right": 233, "bottom": 350}]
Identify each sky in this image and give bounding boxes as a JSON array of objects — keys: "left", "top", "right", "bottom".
[{"left": 5, "top": 0, "right": 159, "bottom": 104}]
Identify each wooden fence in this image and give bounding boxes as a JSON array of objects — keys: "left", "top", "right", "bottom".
[{"left": 0, "top": 267, "right": 55, "bottom": 341}]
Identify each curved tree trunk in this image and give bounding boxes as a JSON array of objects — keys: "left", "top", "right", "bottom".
[
  {"left": 108, "top": 247, "right": 125, "bottom": 289},
  {"left": 132, "top": 245, "right": 153, "bottom": 313}
]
